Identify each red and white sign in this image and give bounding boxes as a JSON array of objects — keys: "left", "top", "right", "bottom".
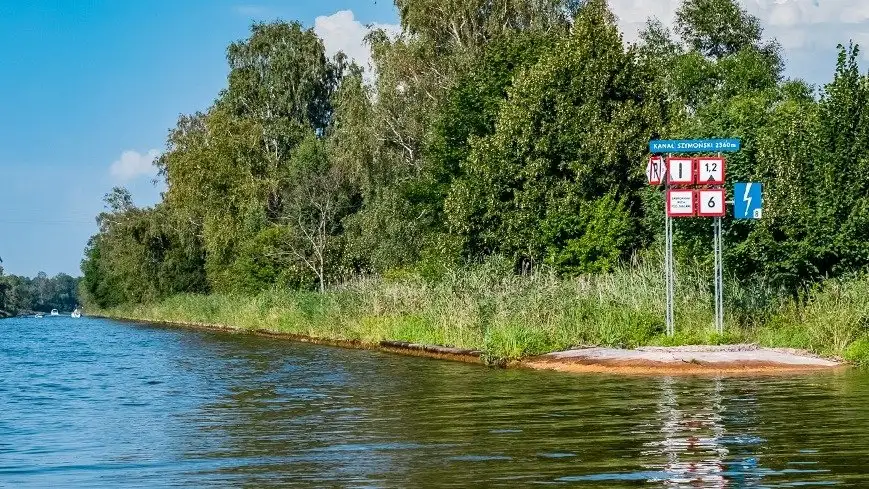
[
  {"left": 697, "top": 189, "right": 726, "bottom": 217},
  {"left": 646, "top": 156, "right": 665, "bottom": 185},
  {"left": 696, "top": 157, "right": 725, "bottom": 185},
  {"left": 667, "top": 189, "right": 696, "bottom": 217},
  {"left": 667, "top": 158, "right": 694, "bottom": 185}
]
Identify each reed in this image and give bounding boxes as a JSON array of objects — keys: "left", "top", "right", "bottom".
[{"left": 99, "top": 259, "right": 869, "bottom": 364}]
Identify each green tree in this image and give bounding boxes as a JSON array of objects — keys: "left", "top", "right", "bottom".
[
  {"left": 80, "top": 188, "right": 206, "bottom": 308},
  {"left": 157, "top": 21, "right": 350, "bottom": 292},
  {"left": 738, "top": 45, "right": 869, "bottom": 288},
  {"left": 418, "top": 32, "right": 558, "bottom": 258},
  {"left": 278, "top": 136, "right": 353, "bottom": 292},
  {"left": 0, "top": 266, "right": 10, "bottom": 317},
  {"left": 444, "top": 0, "right": 666, "bottom": 273},
  {"left": 675, "top": 0, "right": 777, "bottom": 60},
  {"left": 395, "top": 0, "right": 575, "bottom": 51},
  {"left": 342, "top": 1, "right": 575, "bottom": 273}
]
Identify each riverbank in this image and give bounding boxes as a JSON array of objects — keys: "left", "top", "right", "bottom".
[
  {"left": 88, "top": 261, "right": 869, "bottom": 367},
  {"left": 99, "top": 314, "right": 843, "bottom": 375}
]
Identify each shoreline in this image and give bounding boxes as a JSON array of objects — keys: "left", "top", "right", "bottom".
[
  {"left": 102, "top": 315, "right": 486, "bottom": 364},
  {"left": 96, "top": 314, "right": 846, "bottom": 376}
]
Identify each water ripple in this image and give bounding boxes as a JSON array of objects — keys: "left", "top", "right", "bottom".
[{"left": 1, "top": 317, "right": 868, "bottom": 487}]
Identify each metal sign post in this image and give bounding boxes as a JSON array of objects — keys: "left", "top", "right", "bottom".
[
  {"left": 664, "top": 155, "right": 674, "bottom": 337},
  {"left": 712, "top": 215, "right": 723, "bottom": 334},
  {"left": 649, "top": 139, "right": 746, "bottom": 337},
  {"left": 716, "top": 216, "right": 724, "bottom": 333},
  {"left": 667, "top": 207, "right": 675, "bottom": 336},
  {"left": 712, "top": 152, "right": 724, "bottom": 335}
]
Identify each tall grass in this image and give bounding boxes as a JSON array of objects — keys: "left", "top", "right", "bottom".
[
  {"left": 758, "top": 277, "right": 869, "bottom": 365},
  {"left": 100, "top": 258, "right": 869, "bottom": 364}
]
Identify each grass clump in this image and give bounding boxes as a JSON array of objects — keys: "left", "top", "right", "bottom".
[
  {"left": 759, "top": 277, "right": 869, "bottom": 364},
  {"left": 97, "top": 260, "right": 869, "bottom": 365}
]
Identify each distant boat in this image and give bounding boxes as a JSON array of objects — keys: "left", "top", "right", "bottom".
[
  {"left": 71, "top": 308, "right": 82, "bottom": 319},
  {"left": 34, "top": 314, "right": 43, "bottom": 318},
  {"left": 50, "top": 309, "right": 59, "bottom": 316}
]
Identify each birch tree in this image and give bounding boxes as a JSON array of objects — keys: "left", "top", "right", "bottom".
[{"left": 279, "top": 137, "right": 351, "bottom": 293}]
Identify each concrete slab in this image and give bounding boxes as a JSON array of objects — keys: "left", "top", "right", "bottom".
[{"left": 525, "top": 344, "right": 842, "bottom": 375}]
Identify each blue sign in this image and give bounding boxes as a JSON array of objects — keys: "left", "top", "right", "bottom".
[
  {"left": 733, "top": 182, "right": 763, "bottom": 219},
  {"left": 649, "top": 138, "right": 741, "bottom": 154}
]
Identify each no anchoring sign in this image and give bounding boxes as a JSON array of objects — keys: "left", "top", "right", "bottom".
[{"left": 647, "top": 156, "right": 665, "bottom": 185}]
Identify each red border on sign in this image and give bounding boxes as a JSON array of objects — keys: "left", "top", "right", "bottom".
[
  {"left": 666, "top": 157, "right": 695, "bottom": 185},
  {"left": 697, "top": 189, "right": 726, "bottom": 217},
  {"left": 695, "top": 157, "right": 726, "bottom": 185},
  {"left": 666, "top": 189, "right": 696, "bottom": 217},
  {"left": 647, "top": 156, "right": 664, "bottom": 186}
]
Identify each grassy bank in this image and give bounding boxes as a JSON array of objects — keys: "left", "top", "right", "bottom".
[{"left": 95, "top": 259, "right": 869, "bottom": 365}]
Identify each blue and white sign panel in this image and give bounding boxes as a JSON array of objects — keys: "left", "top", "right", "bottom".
[
  {"left": 733, "top": 182, "right": 763, "bottom": 219},
  {"left": 649, "top": 139, "right": 742, "bottom": 154}
]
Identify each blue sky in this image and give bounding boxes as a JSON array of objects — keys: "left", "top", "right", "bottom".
[
  {"left": 1, "top": 0, "right": 866, "bottom": 277},
  {"left": 0, "top": 1, "right": 398, "bottom": 277}
]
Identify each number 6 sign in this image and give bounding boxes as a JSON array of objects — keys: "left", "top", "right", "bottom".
[{"left": 698, "top": 189, "right": 726, "bottom": 217}]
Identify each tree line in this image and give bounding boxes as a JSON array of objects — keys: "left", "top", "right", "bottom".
[
  {"left": 80, "top": 0, "right": 869, "bottom": 308},
  {"left": 0, "top": 267, "right": 80, "bottom": 316}
]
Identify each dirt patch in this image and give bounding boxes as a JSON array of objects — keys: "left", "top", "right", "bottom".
[{"left": 523, "top": 345, "right": 844, "bottom": 376}]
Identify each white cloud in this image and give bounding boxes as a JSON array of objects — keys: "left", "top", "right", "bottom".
[
  {"left": 314, "top": 10, "right": 400, "bottom": 75},
  {"left": 109, "top": 149, "right": 160, "bottom": 182},
  {"left": 609, "top": 0, "right": 869, "bottom": 84}
]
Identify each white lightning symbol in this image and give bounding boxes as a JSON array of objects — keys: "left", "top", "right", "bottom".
[{"left": 743, "top": 183, "right": 753, "bottom": 213}]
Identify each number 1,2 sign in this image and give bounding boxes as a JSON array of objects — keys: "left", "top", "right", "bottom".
[
  {"left": 698, "top": 189, "right": 725, "bottom": 217},
  {"left": 697, "top": 157, "right": 725, "bottom": 185}
]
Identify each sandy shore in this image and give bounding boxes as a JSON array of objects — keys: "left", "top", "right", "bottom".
[{"left": 524, "top": 344, "right": 843, "bottom": 375}]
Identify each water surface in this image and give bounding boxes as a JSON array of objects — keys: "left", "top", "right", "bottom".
[{"left": 2, "top": 316, "right": 868, "bottom": 487}]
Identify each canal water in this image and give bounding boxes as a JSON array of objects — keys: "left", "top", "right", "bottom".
[{"left": 1, "top": 316, "right": 868, "bottom": 487}]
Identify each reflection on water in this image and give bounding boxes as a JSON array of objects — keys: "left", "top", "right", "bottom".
[
  {"left": 1, "top": 317, "right": 867, "bottom": 487},
  {"left": 650, "top": 378, "right": 731, "bottom": 486}
]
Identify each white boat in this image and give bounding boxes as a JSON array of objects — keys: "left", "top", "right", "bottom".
[
  {"left": 34, "top": 314, "right": 43, "bottom": 318},
  {"left": 71, "top": 309, "right": 82, "bottom": 318},
  {"left": 50, "top": 309, "right": 59, "bottom": 316}
]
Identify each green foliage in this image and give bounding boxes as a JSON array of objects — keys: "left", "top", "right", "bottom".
[
  {"left": 1, "top": 267, "right": 81, "bottom": 315},
  {"left": 760, "top": 276, "right": 869, "bottom": 360},
  {"left": 225, "top": 226, "right": 313, "bottom": 294},
  {"left": 723, "top": 44, "right": 869, "bottom": 289},
  {"left": 845, "top": 338, "right": 869, "bottom": 366},
  {"left": 225, "top": 21, "right": 342, "bottom": 135},
  {"left": 80, "top": 189, "right": 207, "bottom": 308},
  {"left": 675, "top": 0, "right": 776, "bottom": 61},
  {"left": 395, "top": 0, "right": 575, "bottom": 50},
  {"left": 96, "top": 261, "right": 869, "bottom": 363},
  {"left": 445, "top": 1, "right": 664, "bottom": 272},
  {"left": 542, "top": 193, "right": 636, "bottom": 274},
  {"left": 423, "top": 30, "right": 557, "bottom": 222}
]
